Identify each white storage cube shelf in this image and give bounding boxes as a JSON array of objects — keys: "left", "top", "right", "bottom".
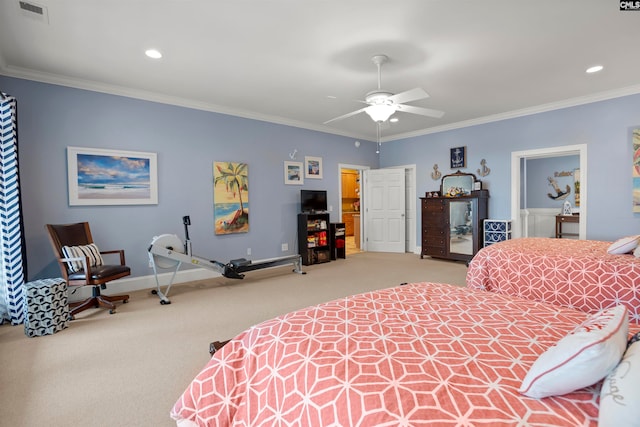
[{"left": 484, "top": 220, "right": 512, "bottom": 247}]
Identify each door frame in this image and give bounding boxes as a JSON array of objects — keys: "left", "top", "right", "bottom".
[
  {"left": 510, "top": 144, "right": 587, "bottom": 239},
  {"left": 390, "top": 164, "right": 417, "bottom": 254}
]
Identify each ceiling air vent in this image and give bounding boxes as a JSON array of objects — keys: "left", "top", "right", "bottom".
[{"left": 18, "top": 1, "right": 49, "bottom": 23}]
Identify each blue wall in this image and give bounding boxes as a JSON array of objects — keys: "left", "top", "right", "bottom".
[
  {"left": 3, "top": 74, "right": 640, "bottom": 281},
  {"left": 382, "top": 94, "right": 640, "bottom": 242},
  {"left": 525, "top": 156, "right": 580, "bottom": 209},
  {"left": 0, "top": 76, "right": 379, "bottom": 280}
]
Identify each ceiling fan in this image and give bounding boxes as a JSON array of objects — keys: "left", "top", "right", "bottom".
[{"left": 324, "top": 54, "right": 445, "bottom": 125}]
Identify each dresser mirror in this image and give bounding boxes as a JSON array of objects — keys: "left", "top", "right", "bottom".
[
  {"left": 449, "top": 200, "right": 473, "bottom": 256},
  {"left": 441, "top": 170, "right": 477, "bottom": 197}
]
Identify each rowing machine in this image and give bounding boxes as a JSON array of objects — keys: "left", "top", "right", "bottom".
[{"left": 148, "top": 216, "right": 305, "bottom": 304}]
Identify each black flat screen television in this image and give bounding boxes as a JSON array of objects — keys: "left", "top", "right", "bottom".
[{"left": 301, "top": 190, "right": 327, "bottom": 213}]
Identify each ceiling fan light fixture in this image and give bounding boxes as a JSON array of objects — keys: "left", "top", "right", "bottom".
[
  {"left": 365, "top": 104, "right": 396, "bottom": 122},
  {"left": 145, "top": 49, "right": 163, "bottom": 59},
  {"left": 586, "top": 65, "right": 603, "bottom": 74}
]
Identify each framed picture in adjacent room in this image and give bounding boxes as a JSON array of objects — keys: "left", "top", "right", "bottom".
[{"left": 67, "top": 146, "right": 158, "bottom": 206}]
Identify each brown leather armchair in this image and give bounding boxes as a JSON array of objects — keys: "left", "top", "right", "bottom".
[{"left": 45, "top": 222, "right": 130, "bottom": 319}]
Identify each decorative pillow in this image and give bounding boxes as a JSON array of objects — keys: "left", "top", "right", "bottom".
[
  {"left": 61, "top": 243, "right": 104, "bottom": 273},
  {"left": 599, "top": 332, "right": 640, "bottom": 427},
  {"left": 607, "top": 235, "right": 640, "bottom": 255},
  {"left": 519, "top": 305, "right": 628, "bottom": 399}
]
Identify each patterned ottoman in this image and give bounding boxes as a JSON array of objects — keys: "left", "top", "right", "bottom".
[{"left": 24, "top": 278, "right": 69, "bottom": 337}]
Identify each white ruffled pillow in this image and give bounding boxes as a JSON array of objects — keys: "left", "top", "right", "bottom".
[
  {"left": 519, "top": 305, "right": 628, "bottom": 399},
  {"left": 62, "top": 243, "right": 104, "bottom": 273},
  {"left": 608, "top": 235, "right": 640, "bottom": 255},
  {"left": 599, "top": 332, "right": 640, "bottom": 427}
]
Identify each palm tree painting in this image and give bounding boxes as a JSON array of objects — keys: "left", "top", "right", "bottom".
[{"left": 213, "top": 161, "right": 249, "bottom": 234}]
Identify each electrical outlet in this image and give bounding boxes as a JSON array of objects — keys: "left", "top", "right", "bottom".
[
  {"left": 281, "top": 243, "right": 288, "bottom": 252},
  {"left": 247, "top": 248, "right": 251, "bottom": 255}
]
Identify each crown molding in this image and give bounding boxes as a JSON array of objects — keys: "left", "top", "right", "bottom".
[
  {"left": 385, "top": 84, "right": 640, "bottom": 142},
  {"left": 3, "top": 64, "right": 639, "bottom": 145}
]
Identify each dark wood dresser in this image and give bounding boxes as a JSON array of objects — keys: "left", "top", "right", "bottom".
[{"left": 420, "top": 190, "right": 489, "bottom": 263}]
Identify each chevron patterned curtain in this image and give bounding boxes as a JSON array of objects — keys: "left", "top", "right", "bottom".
[{"left": 0, "top": 92, "right": 26, "bottom": 325}]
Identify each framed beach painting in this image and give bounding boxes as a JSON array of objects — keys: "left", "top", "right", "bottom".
[
  {"left": 67, "top": 146, "right": 158, "bottom": 206},
  {"left": 305, "top": 156, "right": 323, "bottom": 179},
  {"left": 213, "top": 161, "right": 249, "bottom": 235},
  {"left": 284, "top": 161, "right": 304, "bottom": 185}
]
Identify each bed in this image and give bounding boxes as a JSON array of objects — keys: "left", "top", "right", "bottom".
[
  {"left": 171, "top": 282, "right": 638, "bottom": 426},
  {"left": 467, "top": 238, "right": 640, "bottom": 322}
]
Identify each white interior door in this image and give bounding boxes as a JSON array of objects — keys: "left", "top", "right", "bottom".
[{"left": 363, "top": 168, "right": 406, "bottom": 252}]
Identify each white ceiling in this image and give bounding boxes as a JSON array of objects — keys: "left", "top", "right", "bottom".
[{"left": 1, "top": 0, "right": 640, "bottom": 142}]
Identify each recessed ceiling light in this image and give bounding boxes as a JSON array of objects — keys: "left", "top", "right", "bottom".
[
  {"left": 586, "top": 65, "right": 603, "bottom": 74},
  {"left": 145, "top": 49, "right": 162, "bottom": 59}
]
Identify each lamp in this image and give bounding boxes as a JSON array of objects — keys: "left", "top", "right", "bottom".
[{"left": 365, "top": 104, "right": 395, "bottom": 123}]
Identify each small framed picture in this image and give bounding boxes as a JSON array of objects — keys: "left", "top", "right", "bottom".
[
  {"left": 284, "top": 161, "right": 304, "bottom": 185},
  {"left": 450, "top": 146, "right": 467, "bottom": 169},
  {"left": 305, "top": 156, "right": 323, "bottom": 179},
  {"left": 474, "top": 181, "right": 482, "bottom": 191}
]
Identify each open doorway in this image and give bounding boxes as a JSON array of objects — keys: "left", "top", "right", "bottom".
[
  {"left": 511, "top": 144, "right": 587, "bottom": 239},
  {"left": 339, "top": 164, "right": 368, "bottom": 255}
]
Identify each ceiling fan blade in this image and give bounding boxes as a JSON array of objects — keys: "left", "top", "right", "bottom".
[
  {"left": 323, "top": 107, "right": 368, "bottom": 124},
  {"left": 387, "top": 87, "right": 429, "bottom": 105},
  {"left": 395, "top": 104, "right": 445, "bottom": 119}
]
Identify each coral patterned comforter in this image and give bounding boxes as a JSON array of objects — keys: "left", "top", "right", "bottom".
[
  {"left": 171, "top": 282, "right": 620, "bottom": 426},
  {"left": 467, "top": 238, "right": 640, "bottom": 322}
]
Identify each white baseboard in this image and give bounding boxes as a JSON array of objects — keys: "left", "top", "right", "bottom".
[{"left": 67, "top": 267, "right": 221, "bottom": 302}]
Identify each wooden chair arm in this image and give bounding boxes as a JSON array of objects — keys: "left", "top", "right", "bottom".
[
  {"left": 99, "top": 249, "right": 126, "bottom": 265},
  {"left": 58, "top": 255, "right": 93, "bottom": 281}
]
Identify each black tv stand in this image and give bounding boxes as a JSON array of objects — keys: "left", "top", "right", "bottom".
[{"left": 297, "top": 213, "right": 331, "bottom": 265}]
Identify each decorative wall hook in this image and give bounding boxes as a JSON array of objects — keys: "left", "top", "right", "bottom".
[
  {"left": 477, "top": 159, "right": 491, "bottom": 177},
  {"left": 289, "top": 149, "right": 298, "bottom": 160},
  {"left": 431, "top": 164, "right": 442, "bottom": 180}
]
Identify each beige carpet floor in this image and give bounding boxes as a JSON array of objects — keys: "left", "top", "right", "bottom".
[{"left": 0, "top": 252, "right": 468, "bottom": 427}]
